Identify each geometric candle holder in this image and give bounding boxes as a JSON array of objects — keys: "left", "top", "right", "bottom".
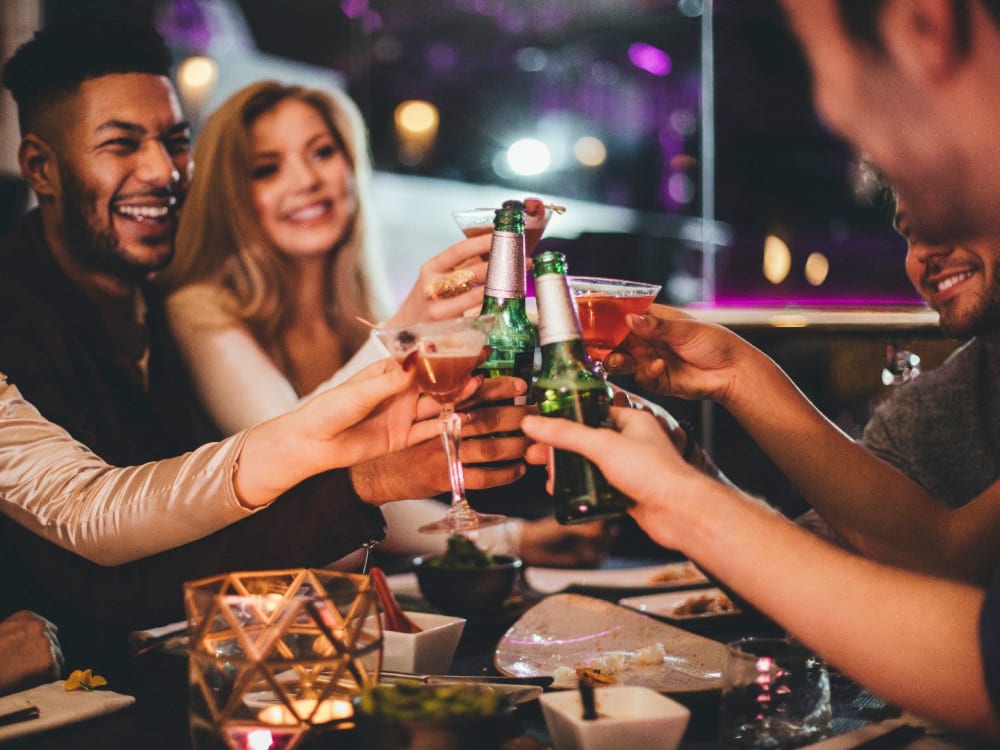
[{"left": 185, "top": 569, "right": 382, "bottom": 750}]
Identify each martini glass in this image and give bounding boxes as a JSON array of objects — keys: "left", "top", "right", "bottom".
[
  {"left": 451, "top": 204, "right": 555, "bottom": 255},
  {"left": 568, "top": 275, "right": 662, "bottom": 377},
  {"left": 374, "top": 314, "right": 505, "bottom": 534}
]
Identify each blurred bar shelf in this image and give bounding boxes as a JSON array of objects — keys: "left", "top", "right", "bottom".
[{"left": 682, "top": 304, "right": 940, "bottom": 331}]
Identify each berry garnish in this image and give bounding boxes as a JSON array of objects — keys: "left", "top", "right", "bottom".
[{"left": 523, "top": 198, "right": 545, "bottom": 217}]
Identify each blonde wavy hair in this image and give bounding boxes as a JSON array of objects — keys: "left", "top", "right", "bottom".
[{"left": 159, "top": 80, "right": 391, "bottom": 369}]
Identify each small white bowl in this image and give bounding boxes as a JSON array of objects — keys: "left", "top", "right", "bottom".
[
  {"left": 381, "top": 611, "right": 466, "bottom": 674},
  {"left": 539, "top": 686, "right": 690, "bottom": 750}
]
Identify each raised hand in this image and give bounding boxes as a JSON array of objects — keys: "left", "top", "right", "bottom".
[
  {"left": 605, "top": 305, "right": 758, "bottom": 407},
  {"left": 385, "top": 233, "right": 492, "bottom": 326}
]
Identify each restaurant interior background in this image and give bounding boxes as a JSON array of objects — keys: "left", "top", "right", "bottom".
[{"left": 0, "top": 0, "right": 960, "bottom": 518}]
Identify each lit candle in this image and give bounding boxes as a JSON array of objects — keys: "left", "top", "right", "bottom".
[{"left": 257, "top": 698, "right": 354, "bottom": 725}]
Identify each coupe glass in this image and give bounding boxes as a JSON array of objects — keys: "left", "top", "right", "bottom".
[
  {"left": 451, "top": 205, "right": 554, "bottom": 255},
  {"left": 568, "top": 275, "right": 662, "bottom": 377},
  {"left": 375, "top": 315, "right": 505, "bottom": 534}
]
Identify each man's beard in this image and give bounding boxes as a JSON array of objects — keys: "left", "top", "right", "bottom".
[
  {"left": 58, "top": 169, "right": 174, "bottom": 283},
  {"left": 937, "top": 261, "right": 1000, "bottom": 339}
]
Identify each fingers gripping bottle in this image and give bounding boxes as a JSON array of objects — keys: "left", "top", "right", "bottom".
[{"left": 531, "top": 250, "right": 632, "bottom": 523}]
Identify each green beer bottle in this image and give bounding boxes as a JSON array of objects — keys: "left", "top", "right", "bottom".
[
  {"left": 531, "top": 250, "right": 632, "bottom": 524},
  {"left": 475, "top": 205, "right": 537, "bottom": 404}
]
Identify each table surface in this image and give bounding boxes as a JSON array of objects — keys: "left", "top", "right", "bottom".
[{"left": 2, "top": 558, "right": 987, "bottom": 750}]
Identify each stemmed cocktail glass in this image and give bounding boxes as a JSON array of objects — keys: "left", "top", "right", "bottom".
[
  {"left": 374, "top": 315, "right": 505, "bottom": 534},
  {"left": 568, "top": 276, "right": 662, "bottom": 378},
  {"left": 452, "top": 203, "right": 555, "bottom": 255}
]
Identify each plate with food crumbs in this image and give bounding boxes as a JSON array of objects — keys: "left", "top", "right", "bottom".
[
  {"left": 524, "top": 562, "right": 708, "bottom": 595},
  {"left": 494, "top": 593, "right": 724, "bottom": 694},
  {"left": 618, "top": 587, "right": 741, "bottom": 623}
]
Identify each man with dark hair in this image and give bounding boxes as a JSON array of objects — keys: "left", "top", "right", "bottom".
[
  {"left": 519, "top": 1, "right": 1000, "bottom": 737},
  {"left": 0, "top": 19, "right": 526, "bottom": 679}
]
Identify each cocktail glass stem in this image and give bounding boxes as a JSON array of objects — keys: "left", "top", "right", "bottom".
[
  {"left": 419, "top": 402, "right": 505, "bottom": 533},
  {"left": 439, "top": 404, "right": 470, "bottom": 515}
]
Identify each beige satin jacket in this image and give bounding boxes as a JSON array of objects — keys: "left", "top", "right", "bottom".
[{"left": 0, "top": 373, "right": 261, "bottom": 566}]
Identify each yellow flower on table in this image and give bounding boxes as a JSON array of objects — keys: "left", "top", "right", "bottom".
[{"left": 65, "top": 669, "right": 108, "bottom": 691}]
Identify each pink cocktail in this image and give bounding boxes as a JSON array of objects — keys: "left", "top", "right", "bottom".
[
  {"left": 375, "top": 315, "right": 504, "bottom": 534},
  {"left": 568, "top": 276, "right": 662, "bottom": 374}
]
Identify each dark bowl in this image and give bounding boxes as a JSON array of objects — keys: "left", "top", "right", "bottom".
[{"left": 412, "top": 554, "right": 523, "bottom": 616}]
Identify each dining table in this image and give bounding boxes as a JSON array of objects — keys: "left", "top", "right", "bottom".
[{"left": 0, "top": 555, "right": 989, "bottom": 750}]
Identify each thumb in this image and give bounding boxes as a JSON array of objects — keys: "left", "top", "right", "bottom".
[{"left": 311, "top": 360, "right": 413, "bottom": 430}]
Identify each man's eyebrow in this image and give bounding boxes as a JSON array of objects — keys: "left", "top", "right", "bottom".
[
  {"left": 95, "top": 120, "right": 146, "bottom": 135},
  {"left": 94, "top": 120, "right": 192, "bottom": 136}
]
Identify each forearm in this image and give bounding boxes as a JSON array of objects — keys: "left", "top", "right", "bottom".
[
  {"left": 662, "top": 479, "right": 999, "bottom": 737},
  {"left": 721, "top": 350, "right": 963, "bottom": 575},
  {"left": 0, "top": 383, "right": 257, "bottom": 565}
]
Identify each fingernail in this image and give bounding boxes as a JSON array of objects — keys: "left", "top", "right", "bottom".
[{"left": 631, "top": 314, "right": 652, "bottom": 328}]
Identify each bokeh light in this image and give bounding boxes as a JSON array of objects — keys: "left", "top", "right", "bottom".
[
  {"left": 804, "top": 252, "right": 830, "bottom": 286},
  {"left": 507, "top": 138, "right": 551, "bottom": 176},
  {"left": 763, "top": 234, "right": 792, "bottom": 284},
  {"left": 574, "top": 136, "right": 607, "bottom": 167}
]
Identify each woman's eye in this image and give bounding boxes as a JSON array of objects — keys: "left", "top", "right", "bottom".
[
  {"left": 252, "top": 164, "right": 278, "bottom": 180},
  {"left": 314, "top": 143, "right": 337, "bottom": 160}
]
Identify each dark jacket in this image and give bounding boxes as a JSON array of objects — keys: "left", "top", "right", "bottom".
[{"left": 0, "top": 210, "right": 384, "bottom": 676}]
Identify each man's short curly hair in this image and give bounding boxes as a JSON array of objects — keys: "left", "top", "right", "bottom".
[{"left": 2, "top": 19, "right": 173, "bottom": 136}]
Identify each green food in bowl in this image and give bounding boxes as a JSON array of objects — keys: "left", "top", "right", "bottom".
[
  {"left": 357, "top": 681, "right": 504, "bottom": 722},
  {"left": 426, "top": 534, "right": 495, "bottom": 569}
]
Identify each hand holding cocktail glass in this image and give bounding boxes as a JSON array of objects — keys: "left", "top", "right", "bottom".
[
  {"left": 568, "top": 276, "right": 661, "bottom": 378},
  {"left": 375, "top": 315, "right": 507, "bottom": 533}
]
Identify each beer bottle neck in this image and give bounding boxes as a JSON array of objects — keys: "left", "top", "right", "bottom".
[
  {"left": 534, "top": 270, "right": 583, "bottom": 346},
  {"left": 483, "top": 230, "right": 526, "bottom": 300}
]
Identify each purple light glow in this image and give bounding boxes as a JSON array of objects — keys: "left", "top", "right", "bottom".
[
  {"left": 340, "top": 0, "right": 367, "bottom": 19},
  {"left": 628, "top": 43, "right": 672, "bottom": 77},
  {"left": 690, "top": 296, "right": 926, "bottom": 307},
  {"left": 503, "top": 626, "right": 622, "bottom": 647}
]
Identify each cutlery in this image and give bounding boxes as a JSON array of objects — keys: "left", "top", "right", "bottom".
[
  {"left": 381, "top": 670, "right": 553, "bottom": 687},
  {"left": 0, "top": 705, "right": 40, "bottom": 727},
  {"left": 850, "top": 723, "right": 926, "bottom": 750}
]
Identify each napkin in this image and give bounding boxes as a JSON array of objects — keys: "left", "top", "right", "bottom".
[{"left": 0, "top": 680, "right": 135, "bottom": 742}]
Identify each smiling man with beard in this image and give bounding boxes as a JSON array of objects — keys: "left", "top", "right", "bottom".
[
  {"left": 855, "top": 194, "right": 1000, "bottom": 507},
  {"left": 0, "top": 19, "right": 529, "bottom": 681}
]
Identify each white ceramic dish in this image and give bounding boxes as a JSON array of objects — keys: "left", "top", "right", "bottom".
[
  {"left": 618, "top": 587, "right": 741, "bottom": 622},
  {"left": 540, "top": 686, "right": 690, "bottom": 750},
  {"left": 524, "top": 562, "right": 708, "bottom": 595},
  {"left": 381, "top": 611, "right": 466, "bottom": 674},
  {"left": 494, "top": 593, "right": 725, "bottom": 693}
]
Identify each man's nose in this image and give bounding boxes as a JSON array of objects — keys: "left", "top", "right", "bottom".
[
  {"left": 136, "top": 141, "right": 181, "bottom": 187},
  {"left": 909, "top": 238, "right": 951, "bottom": 262}
]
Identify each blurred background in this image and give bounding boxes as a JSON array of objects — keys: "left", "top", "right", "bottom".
[{"left": 0, "top": 0, "right": 958, "bottom": 518}]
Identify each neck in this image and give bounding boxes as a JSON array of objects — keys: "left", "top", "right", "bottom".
[
  {"left": 40, "top": 207, "right": 140, "bottom": 316},
  {"left": 289, "top": 255, "right": 328, "bottom": 324}
]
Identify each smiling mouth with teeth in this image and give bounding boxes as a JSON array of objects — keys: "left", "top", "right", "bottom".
[
  {"left": 115, "top": 205, "right": 173, "bottom": 222},
  {"left": 935, "top": 270, "right": 975, "bottom": 294}
]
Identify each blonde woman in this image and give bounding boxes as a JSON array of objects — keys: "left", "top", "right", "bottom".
[{"left": 160, "top": 81, "right": 607, "bottom": 565}]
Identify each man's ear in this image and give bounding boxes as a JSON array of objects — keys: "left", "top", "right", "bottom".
[
  {"left": 881, "top": 0, "right": 966, "bottom": 84},
  {"left": 18, "top": 134, "right": 59, "bottom": 200}
]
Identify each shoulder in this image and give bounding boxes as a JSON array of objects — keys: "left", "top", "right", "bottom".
[{"left": 166, "top": 283, "right": 240, "bottom": 330}]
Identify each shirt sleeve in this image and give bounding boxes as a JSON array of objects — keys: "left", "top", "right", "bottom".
[{"left": 0, "top": 373, "right": 264, "bottom": 566}]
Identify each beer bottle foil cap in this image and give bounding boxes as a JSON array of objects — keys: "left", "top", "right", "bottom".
[
  {"left": 535, "top": 273, "right": 583, "bottom": 345},
  {"left": 484, "top": 231, "right": 526, "bottom": 298}
]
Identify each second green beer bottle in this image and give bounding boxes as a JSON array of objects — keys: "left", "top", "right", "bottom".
[
  {"left": 531, "top": 250, "right": 632, "bottom": 524},
  {"left": 475, "top": 205, "right": 537, "bottom": 404}
]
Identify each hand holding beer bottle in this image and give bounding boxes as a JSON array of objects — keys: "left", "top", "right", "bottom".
[{"left": 531, "top": 250, "right": 632, "bottom": 524}]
